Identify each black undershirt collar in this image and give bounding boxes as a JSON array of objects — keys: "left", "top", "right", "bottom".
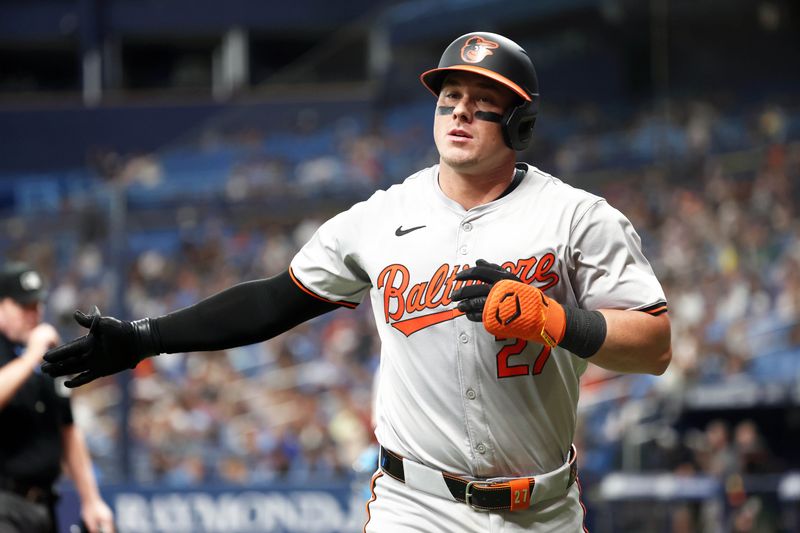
[{"left": 495, "top": 163, "right": 527, "bottom": 201}]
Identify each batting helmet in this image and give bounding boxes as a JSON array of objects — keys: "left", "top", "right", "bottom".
[{"left": 420, "top": 32, "right": 539, "bottom": 151}]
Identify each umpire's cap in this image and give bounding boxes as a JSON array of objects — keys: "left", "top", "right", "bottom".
[
  {"left": 420, "top": 31, "right": 539, "bottom": 102},
  {"left": 0, "top": 263, "right": 46, "bottom": 304}
]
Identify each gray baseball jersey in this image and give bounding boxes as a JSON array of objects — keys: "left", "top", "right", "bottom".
[{"left": 290, "top": 163, "right": 666, "bottom": 480}]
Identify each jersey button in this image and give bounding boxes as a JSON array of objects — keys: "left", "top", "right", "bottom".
[
  {"left": 466, "top": 388, "right": 477, "bottom": 400},
  {"left": 476, "top": 443, "right": 486, "bottom": 454},
  {"left": 459, "top": 246, "right": 468, "bottom": 255},
  {"left": 462, "top": 222, "right": 473, "bottom": 232},
  {"left": 459, "top": 332, "right": 469, "bottom": 343}
]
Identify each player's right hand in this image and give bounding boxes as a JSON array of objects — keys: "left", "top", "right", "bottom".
[
  {"left": 453, "top": 259, "right": 567, "bottom": 347},
  {"left": 452, "top": 259, "right": 521, "bottom": 321},
  {"left": 41, "top": 307, "right": 145, "bottom": 388}
]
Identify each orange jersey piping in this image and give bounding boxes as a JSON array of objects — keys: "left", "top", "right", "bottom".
[{"left": 288, "top": 267, "right": 358, "bottom": 309}]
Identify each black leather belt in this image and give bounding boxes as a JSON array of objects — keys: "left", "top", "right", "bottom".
[{"left": 379, "top": 445, "right": 578, "bottom": 512}]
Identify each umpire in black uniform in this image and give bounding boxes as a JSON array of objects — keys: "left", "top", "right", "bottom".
[{"left": 0, "top": 263, "right": 114, "bottom": 533}]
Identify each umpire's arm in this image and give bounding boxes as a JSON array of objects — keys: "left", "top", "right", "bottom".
[{"left": 41, "top": 270, "right": 339, "bottom": 387}]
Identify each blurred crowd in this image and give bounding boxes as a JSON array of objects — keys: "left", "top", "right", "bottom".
[
  {"left": 566, "top": 103, "right": 799, "bottom": 532},
  {"left": 0, "top": 98, "right": 798, "bottom": 513}
]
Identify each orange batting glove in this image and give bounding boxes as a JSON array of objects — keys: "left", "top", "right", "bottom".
[{"left": 452, "top": 259, "right": 566, "bottom": 346}]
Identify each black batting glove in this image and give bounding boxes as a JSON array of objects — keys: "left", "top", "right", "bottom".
[
  {"left": 41, "top": 307, "right": 161, "bottom": 388},
  {"left": 451, "top": 259, "right": 522, "bottom": 322}
]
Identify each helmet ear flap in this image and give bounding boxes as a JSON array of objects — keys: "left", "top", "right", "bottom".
[{"left": 502, "top": 101, "right": 537, "bottom": 151}]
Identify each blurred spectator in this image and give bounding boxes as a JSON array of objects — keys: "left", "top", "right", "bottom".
[
  {"left": 696, "top": 420, "right": 738, "bottom": 478},
  {"left": 733, "top": 420, "right": 779, "bottom": 475}
]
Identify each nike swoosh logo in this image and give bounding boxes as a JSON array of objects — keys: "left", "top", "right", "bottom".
[{"left": 395, "top": 225, "right": 426, "bottom": 236}]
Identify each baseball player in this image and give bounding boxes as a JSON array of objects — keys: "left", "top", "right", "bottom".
[{"left": 42, "top": 32, "right": 671, "bottom": 532}]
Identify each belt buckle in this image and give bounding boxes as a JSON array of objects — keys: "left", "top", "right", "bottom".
[{"left": 464, "top": 480, "right": 489, "bottom": 512}]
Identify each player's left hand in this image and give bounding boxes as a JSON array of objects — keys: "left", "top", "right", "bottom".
[{"left": 453, "top": 259, "right": 566, "bottom": 346}]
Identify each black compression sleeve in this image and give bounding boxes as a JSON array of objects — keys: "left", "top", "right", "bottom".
[{"left": 152, "top": 270, "right": 341, "bottom": 354}]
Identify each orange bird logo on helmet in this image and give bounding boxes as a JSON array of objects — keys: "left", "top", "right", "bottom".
[{"left": 460, "top": 36, "right": 500, "bottom": 63}]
